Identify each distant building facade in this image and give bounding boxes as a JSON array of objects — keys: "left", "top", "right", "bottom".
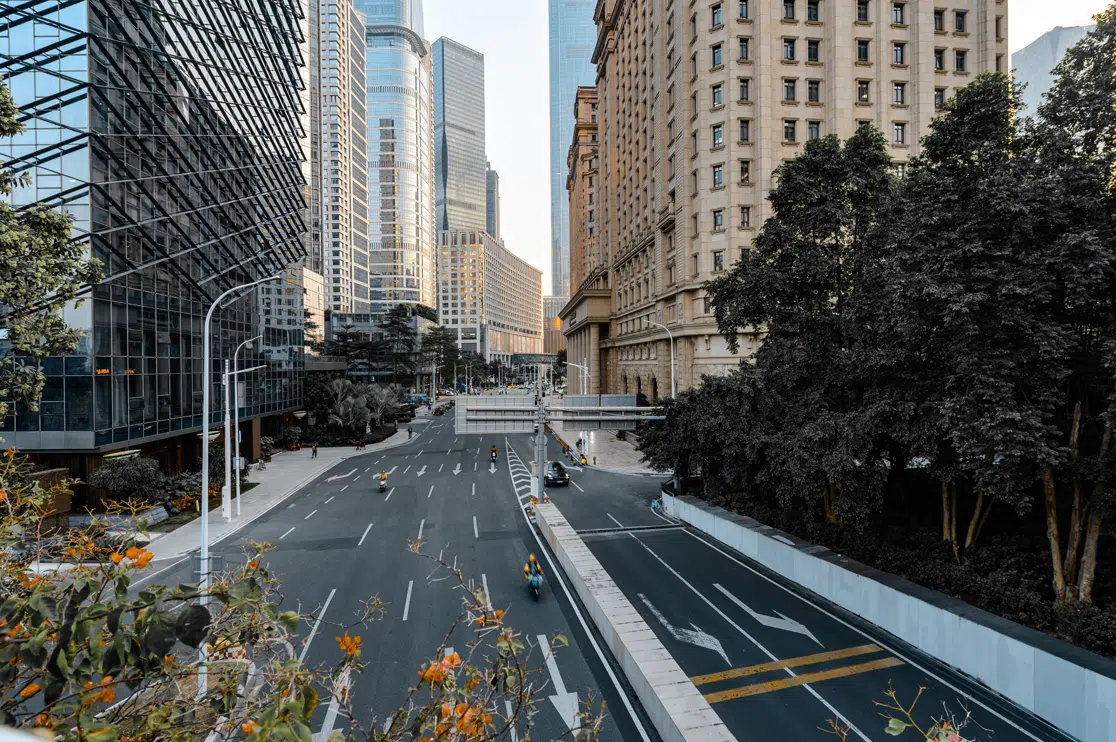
[
  {"left": 566, "top": 86, "right": 598, "bottom": 294},
  {"left": 543, "top": 296, "right": 568, "bottom": 355},
  {"left": 433, "top": 38, "right": 488, "bottom": 232},
  {"left": 486, "top": 161, "right": 501, "bottom": 241}
]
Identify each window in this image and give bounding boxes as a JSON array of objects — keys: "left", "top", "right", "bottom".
[
  {"left": 738, "top": 0, "right": 749, "bottom": 19},
  {"left": 691, "top": 14, "right": 697, "bottom": 38},
  {"left": 739, "top": 160, "right": 751, "bottom": 182},
  {"left": 692, "top": 131, "right": 698, "bottom": 154},
  {"left": 783, "top": 79, "right": 797, "bottom": 101},
  {"left": 857, "top": 80, "right": 870, "bottom": 102},
  {"left": 893, "top": 122, "right": 906, "bottom": 144},
  {"left": 934, "top": 49, "right": 944, "bottom": 70},
  {"left": 712, "top": 43, "right": 723, "bottom": 67},
  {"left": 691, "top": 171, "right": 698, "bottom": 193},
  {"left": 692, "top": 92, "right": 698, "bottom": 116},
  {"left": 739, "top": 78, "right": 751, "bottom": 101},
  {"left": 894, "top": 163, "right": 907, "bottom": 178},
  {"left": 808, "top": 79, "right": 821, "bottom": 102},
  {"left": 857, "top": 0, "right": 869, "bottom": 22},
  {"left": 893, "top": 82, "right": 906, "bottom": 105},
  {"left": 933, "top": 9, "right": 944, "bottom": 31},
  {"left": 807, "top": 0, "right": 819, "bottom": 22},
  {"left": 712, "top": 83, "right": 724, "bottom": 106},
  {"left": 857, "top": 39, "right": 870, "bottom": 63},
  {"left": 783, "top": 39, "right": 796, "bottom": 60},
  {"left": 955, "top": 50, "right": 967, "bottom": 72},
  {"left": 996, "top": 54, "right": 1004, "bottom": 73},
  {"left": 712, "top": 123, "right": 724, "bottom": 147},
  {"left": 739, "top": 119, "right": 752, "bottom": 142},
  {"left": 934, "top": 88, "right": 945, "bottom": 109},
  {"left": 668, "top": 155, "right": 675, "bottom": 177},
  {"left": 808, "top": 39, "right": 820, "bottom": 62},
  {"left": 893, "top": 43, "right": 905, "bottom": 65},
  {"left": 954, "top": 11, "right": 967, "bottom": 33},
  {"left": 996, "top": 16, "right": 1003, "bottom": 40},
  {"left": 712, "top": 164, "right": 724, "bottom": 187},
  {"left": 713, "top": 209, "right": 725, "bottom": 231},
  {"left": 692, "top": 53, "right": 698, "bottom": 77},
  {"left": 739, "top": 37, "right": 750, "bottom": 60},
  {"left": 892, "top": 3, "right": 904, "bottom": 24},
  {"left": 783, "top": 0, "right": 795, "bottom": 20},
  {"left": 713, "top": 251, "right": 725, "bottom": 272},
  {"left": 711, "top": 3, "right": 722, "bottom": 26},
  {"left": 740, "top": 206, "right": 752, "bottom": 228},
  {"left": 783, "top": 119, "right": 797, "bottom": 142},
  {"left": 808, "top": 120, "right": 821, "bottom": 140}
]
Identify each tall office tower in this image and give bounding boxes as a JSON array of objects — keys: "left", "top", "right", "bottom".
[
  {"left": 318, "top": 0, "right": 370, "bottom": 313},
  {"left": 0, "top": 0, "right": 309, "bottom": 481},
  {"left": 562, "top": 0, "right": 1008, "bottom": 400},
  {"left": 485, "top": 161, "right": 501, "bottom": 241},
  {"left": 433, "top": 38, "right": 487, "bottom": 232},
  {"left": 308, "top": 0, "right": 324, "bottom": 276},
  {"left": 437, "top": 231, "right": 543, "bottom": 363},
  {"left": 543, "top": 296, "right": 568, "bottom": 355},
  {"left": 548, "top": 0, "right": 597, "bottom": 297},
  {"left": 358, "top": 0, "right": 437, "bottom": 313}
]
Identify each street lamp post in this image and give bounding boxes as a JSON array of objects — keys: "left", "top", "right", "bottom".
[
  {"left": 224, "top": 362, "right": 265, "bottom": 518},
  {"left": 198, "top": 273, "right": 280, "bottom": 696},
  {"left": 649, "top": 321, "right": 676, "bottom": 399},
  {"left": 230, "top": 334, "right": 261, "bottom": 518}
]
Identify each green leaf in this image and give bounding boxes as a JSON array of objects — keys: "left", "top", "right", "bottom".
[
  {"left": 279, "top": 611, "right": 300, "bottom": 632},
  {"left": 885, "top": 718, "right": 909, "bottom": 736}
]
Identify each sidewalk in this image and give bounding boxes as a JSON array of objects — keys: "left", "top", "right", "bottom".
[
  {"left": 146, "top": 428, "right": 419, "bottom": 561},
  {"left": 547, "top": 421, "right": 659, "bottom": 476}
]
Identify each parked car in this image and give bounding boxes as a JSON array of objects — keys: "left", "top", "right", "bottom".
[{"left": 544, "top": 461, "right": 570, "bottom": 487}]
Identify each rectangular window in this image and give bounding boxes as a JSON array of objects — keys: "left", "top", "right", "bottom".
[
  {"left": 893, "top": 82, "right": 906, "bottom": 104},
  {"left": 892, "top": 3, "right": 904, "bottom": 24},
  {"left": 713, "top": 251, "right": 725, "bottom": 272},
  {"left": 893, "top": 122, "right": 906, "bottom": 144},
  {"left": 934, "top": 49, "right": 944, "bottom": 70},
  {"left": 808, "top": 120, "right": 821, "bottom": 140},
  {"left": 857, "top": 80, "right": 870, "bottom": 102},
  {"left": 893, "top": 43, "right": 905, "bottom": 65},
  {"left": 996, "top": 16, "right": 1003, "bottom": 40},
  {"left": 711, "top": 3, "right": 723, "bottom": 26},
  {"left": 739, "top": 78, "right": 751, "bottom": 101},
  {"left": 739, "top": 160, "right": 751, "bottom": 182},
  {"left": 712, "top": 164, "right": 724, "bottom": 187},
  {"left": 955, "top": 50, "right": 967, "bottom": 72},
  {"left": 738, "top": 0, "right": 749, "bottom": 19},
  {"left": 783, "top": 79, "right": 797, "bottom": 101},
  {"left": 783, "top": 119, "right": 797, "bottom": 142},
  {"left": 713, "top": 209, "right": 725, "bottom": 230},
  {"left": 857, "top": 39, "right": 870, "bottom": 63},
  {"left": 857, "top": 0, "right": 869, "bottom": 22},
  {"left": 808, "top": 39, "right": 820, "bottom": 62},
  {"left": 934, "top": 88, "right": 945, "bottom": 109},
  {"left": 740, "top": 206, "right": 752, "bottom": 228},
  {"left": 954, "top": 11, "right": 967, "bottom": 33},
  {"left": 934, "top": 9, "right": 944, "bottom": 31},
  {"left": 712, "top": 123, "right": 724, "bottom": 146},
  {"left": 692, "top": 53, "right": 698, "bottom": 77},
  {"left": 808, "top": 79, "right": 821, "bottom": 102},
  {"left": 739, "top": 37, "right": 750, "bottom": 60},
  {"left": 783, "top": 0, "right": 795, "bottom": 20},
  {"left": 739, "top": 119, "right": 752, "bottom": 142},
  {"left": 712, "top": 43, "right": 723, "bottom": 67},
  {"left": 712, "top": 83, "right": 724, "bottom": 106},
  {"left": 668, "top": 155, "right": 675, "bottom": 177},
  {"left": 783, "top": 39, "right": 796, "bottom": 60},
  {"left": 807, "top": 0, "right": 820, "bottom": 22},
  {"left": 691, "top": 14, "right": 697, "bottom": 37},
  {"left": 895, "top": 163, "right": 907, "bottom": 178}
]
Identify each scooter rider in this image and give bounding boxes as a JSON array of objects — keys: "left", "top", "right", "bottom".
[
  {"left": 523, "top": 553, "right": 543, "bottom": 582},
  {"left": 490, "top": 445, "right": 498, "bottom": 462},
  {"left": 379, "top": 470, "right": 388, "bottom": 491}
]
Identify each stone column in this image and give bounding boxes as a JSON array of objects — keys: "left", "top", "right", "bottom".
[{"left": 589, "top": 323, "right": 601, "bottom": 394}]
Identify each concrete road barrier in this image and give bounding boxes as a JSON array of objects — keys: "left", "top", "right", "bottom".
[{"left": 536, "top": 502, "right": 734, "bottom": 742}]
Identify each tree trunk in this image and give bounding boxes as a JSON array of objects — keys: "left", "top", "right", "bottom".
[
  {"left": 964, "top": 490, "right": 985, "bottom": 551},
  {"left": 1043, "top": 469, "right": 1066, "bottom": 603},
  {"left": 949, "top": 484, "right": 959, "bottom": 561},
  {"left": 1076, "top": 502, "right": 1102, "bottom": 604},
  {"left": 941, "top": 480, "right": 951, "bottom": 541},
  {"left": 1064, "top": 402, "right": 1085, "bottom": 588},
  {"left": 823, "top": 484, "right": 839, "bottom": 525},
  {"left": 974, "top": 497, "right": 995, "bottom": 545}
]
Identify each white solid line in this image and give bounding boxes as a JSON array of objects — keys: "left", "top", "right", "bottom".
[
  {"left": 324, "top": 496, "right": 334, "bottom": 504},
  {"left": 404, "top": 465, "right": 411, "bottom": 474},
  {"left": 280, "top": 527, "right": 296, "bottom": 540},
  {"left": 402, "top": 580, "right": 414, "bottom": 621},
  {"left": 473, "top": 516, "right": 479, "bottom": 539},
  {"left": 607, "top": 513, "right": 624, "bottom": 528},
  {"left": 682, "top": 530, "right": 1045, "bottom": 742},
  {"left": 385, "top": 487, "right": 394, "bottom": 501},
  {"left": 504, "top": 440, "right": 652, "bottom": 742},
  {"left": 358, "top": 523, "right": 374, "bottom": 546},
  {"left": 427, "top": 485, "right": 434, "bottom": 499},
  {"left": 417, "top": 519, "right": 425, "bottom": 540},
  {"left": 354, "top": 474, "right": 361, "bottom": 481},
  {"left": 340, "top": 485, "right": 348, "bottom": 492},
  {"left": 572, "top": 481, "right": 585, "bottom": 492},
  {"left": 305, "top": 510, "right": 318, "bottom": 520},
  {"left": 629, "top": 533, "right": 872, "bottom": 741},
  {"left": 298, "top": 588, "right": 336, "bottom": 662},
  {"left": 481, "top": 573, "right": 493, "bottom": 611}
]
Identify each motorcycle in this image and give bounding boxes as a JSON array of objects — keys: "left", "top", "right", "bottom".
[
  {"left": 379, "top": 478, "right": 387, "bottom": 493},
  {"left": 491, "top": 450, "right": 498, "bottom": 463},
  {"left": 527, "top": 572, "right": 542, "bottom": 601}
]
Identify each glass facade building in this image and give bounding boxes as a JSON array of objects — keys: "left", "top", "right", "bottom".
[
  {"left": 486, "top": 161, "right": 500, "bottom": 241},
  {"left": 0, "top": 0, "right": 309, "bottom": 460},
  {"left": 358, "top": 0, "right": 437, "bottom": 313},
  {"left": 433, "top": 38, "right": 486, "bottom": 232},
  {"left": 549, "top": 0, "right": 597, "bottom": 296}
]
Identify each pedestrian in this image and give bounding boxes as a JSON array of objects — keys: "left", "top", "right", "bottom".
[
  {"left": 311, "top": 442, "right": 318, "bottom": 459},
  {"left": 408, "top": 426, "right": 413, "bottom": 440}
]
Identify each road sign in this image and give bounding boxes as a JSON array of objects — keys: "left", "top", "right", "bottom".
[{"left": 454, "top": 395, "right": 537, "bottom": 435}]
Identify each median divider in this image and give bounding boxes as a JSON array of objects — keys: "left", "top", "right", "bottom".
[{"left": 535, "top": 502, "right": 734, "bottom": 742}]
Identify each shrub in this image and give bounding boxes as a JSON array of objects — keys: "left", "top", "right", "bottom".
[{"left": 87, "top": 456, "right": 164, "bottom": 505}]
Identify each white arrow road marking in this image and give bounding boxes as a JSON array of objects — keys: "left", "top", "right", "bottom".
[
  {"left": 453, "top": 463, "right": 462, "bottom": 475},
  {"left": 386, "top": 466, "right": 397, "bottom": 475},
  {"left": 298, "top": 589, "right": 336, "bottom": 662},
  {"left": 473, "top": 516, "right": 479, "bottom": 539},
  {"left": 402, "top": 581, "right": 414, "bottom": 621},
  {"left": 427, "top": 485, "right": 434, "bottom": 499},
  {"left": 313, "top": 666, "right": 351, "bottom": 742},
  {"left": 638, "top": 594, "right": 731, "bottom": 666},
  {"left": 536, "top": 634, "right": 580, "bottom": 733},
  {"left": 326, "top": 468, "right": 357, "bottom": 482},
  {"left": 358, "top": 523, "right": 374, "bottom": 546},
  {"left": 416, "top": 465, "right": 427, "bottom": 477},
  {"left": 489, "top": 463, "right": 497, "bottom": 474},
  {"left": 384, "top": 487, "right": 394, "bottom": 501},
  {"left": 713, "top": 583, "right": 822, "bottom": 647}
]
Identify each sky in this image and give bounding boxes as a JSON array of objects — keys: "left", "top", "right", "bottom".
[{"left": 422, "top": 0, "right": 1113, "bottom": 292}]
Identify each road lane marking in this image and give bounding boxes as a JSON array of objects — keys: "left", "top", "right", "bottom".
[
  {"left": 340, "top": 485, "right": 348, "bottom": 492},
  {"left": 280, "top": 527, "right": 295, "bottom": 539},
  {"left": 691, "top": 644, "right": 883, "bottom": 686},
  {"left": 365, "top": 467, "right": 370, "bottom": 473},
  {"left": 481, "top": 573, "right": 493, "bottom": 610},
  {"left": 314, "top": 666, "right": 351, "bottom": 742},
  {"left": 305, "top": 510, "right": 318, "bottom": 520},
  {"left": 572, "top": 481, "right": 584, "bottom": 492},
  {"left": 404, "top": 465, "right": 411, "bottom": 474},
  {"left": 428, "top": 485, "right": 434, "bottom": 499},
  {"left": 473, "top": 516, "right": 479, "bottom": 539},
  {"left": 402, "top": 581, "right": 414, "bottom": 621},
  {"left": 385, "top": 487, "right": 395, "bottom": 501},
  {"left": 477, "top": 447, "right": 481, "bottom": 455},
  {"left": 358, "top": 523, "right": 374, "bottom": 546},
  {"left": 324, "top": 496, "right": 334, "bottom": 504},
  {"left": 639, "top": 593, "right": 730, "bottom": 666},
  {"left": 715, "top": 583, "right": 821, "bottom": 645},
  {"left": 474, "top": 462, "right": 477, "bottom": 471},
  {"left": 298, "top": 588, "right": 336, "bottom": 662},
  {"left": 417, "top": 519, "right": 425, "bottom": 540},
  {"left": 439, "top": 464, "right": 444, "bottom": 472},
  {"left": 354, "top": 475, "right": 361, "bottom": 481},
  {"left": 471, "top": 483, "right": 475, "bottom": 497},
  {"left": 504, "top": 700, "right": 519, "bottom": 742},
  {"left": 447, "top": 449, "right": 452, "bottom": 455},
  {"left": 387, "top": 466, "right": 397, "bottom": 475},
  {"left": 417, "top": 449, "right": 424, "bottom": 457},
  {"left": 704, "top": 657, "right": 905, "bottom": 703},
  {"left": 606, "top": 513, "right": 624, "bottom": 528}
]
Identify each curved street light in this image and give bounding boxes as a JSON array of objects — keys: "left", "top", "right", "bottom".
[{"left": 648, "top": 320, "right": 676, "bottom": 399}]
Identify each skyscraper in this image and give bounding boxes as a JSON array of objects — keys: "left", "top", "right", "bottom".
[
  {"left": 548, "top": 0, "right": 597, "bottom": 296},
  {"left": 433, "top": 38, "right": 487, "bottom": 232},
  {"left": 486, "top": 161, "right": 501, "bottom": 242},
  {"left": 358, "top": 0, "right": 437, "bottom": 312}
]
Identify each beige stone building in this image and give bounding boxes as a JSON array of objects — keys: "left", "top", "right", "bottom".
[{"left": 562, "top": 0, "right": 1007, "bottom": 399}]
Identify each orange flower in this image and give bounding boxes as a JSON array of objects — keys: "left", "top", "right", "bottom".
[
  {"left": 19, "top": 682, "right": 41, "bottom": 698},
  {"left": 242, "top": 720, "right": 259, "bottom": 736},
  {"left": 110, "top": 553, "right": 123, "bottom": 564},
  {"left": 444, "top": 651, "right": 462, "bottom": 668},
  {"left": 335, "top": 632, "right": 361, "bottom": 657},
  {"left": 419, "top": 663, "right": 446, "bottom": 685},
  {"left": 248, "top": 560, "right": 260, "bottom": 570},
  {"left": 125, "top": 546, "right": 141, "bottom": 560},
  {"left": 33, "top": 714, "right": 53, "bottom": 729},
  {"left": 133, "top": 551, "right": 153, "bottom": 569},
  {"left": 441, "top": 702, "right": 453, "bottom": 718}
]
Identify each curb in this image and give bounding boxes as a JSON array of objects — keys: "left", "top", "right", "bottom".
[
  {"left": 536, "top": 501, "right": 734, "bottom": 742},
  {"left": 583, "top": 464, "right": 663, "bottom": 478}
]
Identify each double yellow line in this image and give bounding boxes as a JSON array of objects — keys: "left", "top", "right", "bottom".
[{"left": 691, "top": 644, "right": 904, "bottom": 704}]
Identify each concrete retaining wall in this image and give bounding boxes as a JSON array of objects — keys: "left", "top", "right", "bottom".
[
  {"left": 664, "top": 494, "right": 1116, "bottom": 742},
  {"left": 535, "top": 502, "right": 734, "bottom": 742}
]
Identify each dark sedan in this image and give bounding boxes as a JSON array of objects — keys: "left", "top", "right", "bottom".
[{"left": 544, "top": 461, "right": 570, "bottom": 487}]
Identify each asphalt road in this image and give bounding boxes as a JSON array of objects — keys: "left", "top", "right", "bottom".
[{"left": 144, "top": 412, "right": 657, "bottom": 742}]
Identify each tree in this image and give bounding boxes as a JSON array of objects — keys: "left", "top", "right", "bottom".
[
  {"left": 422, "top": 324, "right": 460, "bottom": 382},
  {"left": 327, "top": 378, "right": 370, "bottom": 432},
  {"left": 0, "top": 81, "right": 103, "bottom": 421},
  {"left": 303, "top": 308, "right": 322, "bottom": 351},
  {"left": 376, "top": 304, "right": 419, "bottom": 382},
  {"left": 553, "top": 350, "right": 568, "bottom": 380},
  {"left": 87, "top": 456, "right": 165, "bottom": 505},
  {"left": 363, "top": 384, "right": 397, "bottom": 429}
]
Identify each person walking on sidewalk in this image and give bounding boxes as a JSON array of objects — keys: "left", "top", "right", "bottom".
[
  {"left": 408, "top": 426, "right": 413, "bottom": 439},
  {"left": 311, "top": 442, "right": 318, "bottom": 459}
]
